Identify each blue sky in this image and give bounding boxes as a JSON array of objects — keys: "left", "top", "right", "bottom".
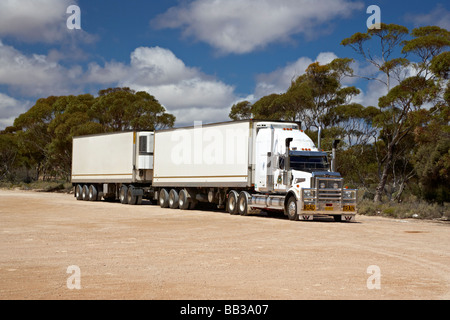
[{"left": 0, "top": 0, "right": 449, "bottom": 129}]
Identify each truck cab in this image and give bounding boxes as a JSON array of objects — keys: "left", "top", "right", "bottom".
[{"left": 253, "top": 122, "right": 357, "bottom": 221}]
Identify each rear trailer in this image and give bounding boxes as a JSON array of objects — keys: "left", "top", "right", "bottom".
[{"left": 71, "top": 131, "right": 154, "bottom": 204}]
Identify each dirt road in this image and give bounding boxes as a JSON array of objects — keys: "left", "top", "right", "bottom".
[{"left": 0, "top": 189, "right": 449, "bottom": 300}]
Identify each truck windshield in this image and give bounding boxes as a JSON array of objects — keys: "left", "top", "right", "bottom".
[{"left": 289, "top": 155, "right": 329, "bottom": 173}]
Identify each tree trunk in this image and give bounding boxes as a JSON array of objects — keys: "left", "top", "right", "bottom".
[{"left": 374, "top": 145, "right": 394, "bottom": 203}]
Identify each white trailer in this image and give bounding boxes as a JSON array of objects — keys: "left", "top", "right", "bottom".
[
  {"left": 152, "top": 120, "right": 357, "bottom": 221},
  {"left": 71, "top": 131, "right": 154, "bottom": 204}
]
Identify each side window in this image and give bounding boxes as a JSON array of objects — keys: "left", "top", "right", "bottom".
[{"left": 139, "top": 136, "right": 147, "bottom": 154}]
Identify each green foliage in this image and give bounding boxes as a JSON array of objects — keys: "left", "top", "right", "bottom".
[
  {"left": 2, "top": 87, "right": 175, "bottom": 181},
  {"left": 430, "top": 51, "right": 450, "bottom": 79},
  {"left": 241, "top": 58, "right": 362, "bottom": 130},
  {"left": 341, "top": 23, "right": 449, "bottom": 203},
  {"left": 228, "top": 100, "right": 252, "bottom": 121},
  {"left": 412, "top": 106, "right": 450, "bottom": 204},
  {"left": 0, "top": 132, "right": 19, "bottom": 181}
]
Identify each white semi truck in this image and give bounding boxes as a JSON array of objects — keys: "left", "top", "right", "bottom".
[{"left": 71, "top": 120, "right": 357, "bottom": 221}]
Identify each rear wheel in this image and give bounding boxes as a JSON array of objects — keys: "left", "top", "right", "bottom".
[
  {"left": 75, "top": 184, "right": 83, "bottom": 200},
  {"left": 238, "top": 191, "right": 249, "bottom": 216},
  {"left": 119, "top": 185, "right": 128, "bottom": 204},
  {"left": 127, "top": 185, "right": 138, "bottom": 205},
  {"left": 227, "top": 190, "right": 239, "bottom": 215},
  {"left": 286, "top": 196, "right": 299, "bottom": 221},
  {"left": 178, "top": 189, "right": 190, "bottom": 210},
  {"left": 169, "top": 189, "right": 179, "bottom": 209},
  {"left": 159, "top": 188, "right": 169, "bottom": 208},
  {"left": 88, "top": 185, "right": 98, "bottom": 201},
  {"left": 82, "top": 185, "right": 89, "bottom": 201}
]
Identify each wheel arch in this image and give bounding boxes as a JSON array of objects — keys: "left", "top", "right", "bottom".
[{"left": 284, "top": 190, "right": 299, "bottom": 216}]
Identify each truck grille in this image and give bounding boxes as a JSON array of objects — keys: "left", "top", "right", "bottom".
[{"left": 301, "top": 176, "right": 357, "bottom": 213}]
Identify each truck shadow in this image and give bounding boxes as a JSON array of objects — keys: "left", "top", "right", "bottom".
[{"left": 107, "top": 199, "right": 353, "bottom": 223}]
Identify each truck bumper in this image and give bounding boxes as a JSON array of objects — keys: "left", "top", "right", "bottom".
[
  {"left": 298, "top": 198, "right": 356, "bottom": 222},
  {"left": 298, "top": 211, "right": 356, "bottom": 222}
]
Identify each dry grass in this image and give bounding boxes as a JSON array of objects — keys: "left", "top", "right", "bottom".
[{"left": 357, "top": 199, "right": 450, "bottom": 220}]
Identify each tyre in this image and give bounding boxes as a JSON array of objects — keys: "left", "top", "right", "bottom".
[
  {"left": 119, "top": 185, "right": 128, "bottom": 204},
  {"left": 75, "top": 184, "right": 83, "bottom": 200},
  {"left": 82, "top": 185, "right": 89, "bottom": 201},
  {"left": 334, "top": 215, "right": 342, "bottom": 222},
  {"left": 227, "top": 190, "right": 239, "bottom": 215},
  {"left": 88, "top": 185, "right": 98, "bottom": 201},
  {"left": 238, "top": 191, "right": 250, "bottom": 216},
  {"left": 168, "top": 189, "right": 179, "bottom": 209},
  {"left": 178, "top": 189, "right": 190, "bottom": 210},
  {"left": 127, "top": 185, "right": 138, "bottom": 205},
  {"left": 286, "top": 196, "right": 299, "bottom": 221},
  {"left": 159, "top": 188, "right": 169, "bottom": 208}
]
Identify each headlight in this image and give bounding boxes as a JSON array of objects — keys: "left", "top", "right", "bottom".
[
  {"left": 319, "top": 182, "right": 325, "bottom": 189},
  {"left": 304, "top": 190, "right": 312, "bottom": 198},
  {"left": 343, "top": 190, "right": 355, "bottom": 199},
  {"left": 333, "top": 182, "right": 339, "bottom": 189}
]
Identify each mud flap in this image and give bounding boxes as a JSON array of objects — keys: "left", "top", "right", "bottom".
[
  {"left": 342, "top": 214, "right": 355, "bottom": 222},
  {"left": 299, "top": 215, "right": 314, "bottom": 221}
]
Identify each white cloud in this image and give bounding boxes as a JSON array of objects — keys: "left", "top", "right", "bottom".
[
  {"left": 405, "top": 4, "right": 450, "bottom": 30},
  {"left": 152, "top": 0, "right": 364, "bottom": 54},
  {"left": 254, "top": 52, "right": 338, "bottom": 98},
  {"left": 86, "top": 46, "right": 239, "bottom": 126},
  {"left": 0, "top": 41, "right": 83, "bottom": 97},
  {"left": 0, "top": 0, "right": 94, "bottom": 43},
  {"left": 0, "top": 93, "right": 31, "bottom": 129},
  {"left": 0, "top": 42, "right": 240, "bottom": 127}
]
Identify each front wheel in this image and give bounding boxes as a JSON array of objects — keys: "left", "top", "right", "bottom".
[{"left": 286, "top": 196, "right": 299, "bottom": 221}]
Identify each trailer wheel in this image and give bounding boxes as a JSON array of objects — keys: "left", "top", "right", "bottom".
[
  {"left": 75, "top": 184, "right": 83, "bottom": 200},
  {"left": 88, "top": 185, "right": 98, "bottom": 201},
  {"left": 178, "top": 189, "right": 190, "bottom": 210},
  {"left": 286, "top": 196, "right": 299, "bottom": 221},
  {"left": 227, "top": 190, "right": 239, "bottom": 215},
  {"left": 82, "top": 185, "right": 89, "bottom": 201},
  {"left": 168, "top": 189, "right": 179, "bottom": 209},
  {"left": 159, "top": 188, "right": 169, "bottom": 208},
  {"left": 238, "top": 191, "right": 250, "bottom": 216},
  {"left": 119, "top": 185, "right": 128, "bottom": 204},
  {"left": 127, "top": 185, "right": 138, "bottom": 205}
]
